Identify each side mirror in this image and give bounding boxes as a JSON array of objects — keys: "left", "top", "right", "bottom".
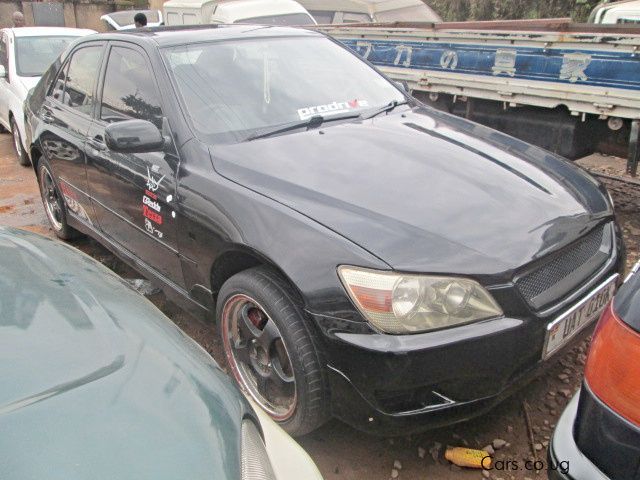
[
  {"left": 0, "top": 65, "right": 7, "bottom": 79},
  {"left": 104, "top": 119, "right": 164, "bottom": 153}
]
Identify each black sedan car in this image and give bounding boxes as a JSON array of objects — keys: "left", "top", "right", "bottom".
[
  {"left": 549, "top": 262, "right": 640, "bottom": 480},
  {"left": 25, "top": 25, "right": 623, "bottom": 435}
]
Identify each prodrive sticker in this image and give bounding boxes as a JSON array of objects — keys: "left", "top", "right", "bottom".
[{"left": 297, "top": 99, "right": 369, "bottom": 120}]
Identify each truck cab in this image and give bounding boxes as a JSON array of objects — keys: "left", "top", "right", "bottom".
[
  {"left": 298, "top": 0, "right": 442, "bottom": 24},
  {"left": 590, "top": 0, "right": 640, "bottom": 24},
  {"left": 164, "top": 0, "right": 316, "bottom": 26}
]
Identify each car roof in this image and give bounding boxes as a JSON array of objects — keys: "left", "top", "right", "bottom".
[
  {"left": 78, "top": 24, "right": 321, "bottom": 47},
  {"left": 2, "top": 26, "right": 96, "bottom": 38}
]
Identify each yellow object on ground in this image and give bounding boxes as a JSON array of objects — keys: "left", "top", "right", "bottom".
[{"left": 445, "top": 447, "right": 492, "bottom": 469}]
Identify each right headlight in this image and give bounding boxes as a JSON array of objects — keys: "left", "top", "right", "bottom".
[
  {"left": 241, "top": 419, "right": 276, "bottom": 480},
  {"left": 338, "top": 266, "right": 503, "bottom": 334}
]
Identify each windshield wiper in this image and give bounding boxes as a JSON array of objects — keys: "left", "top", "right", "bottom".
[
  {"left": 360, "top": 100, "right": 408, "bottom": 120},
  {"left": 245, "top": 112, "right": 361, "bottom": 141}
]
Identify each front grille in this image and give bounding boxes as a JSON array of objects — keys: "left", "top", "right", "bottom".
[{"left": 515, "top": 223, "right": 609, "bottom": 309}]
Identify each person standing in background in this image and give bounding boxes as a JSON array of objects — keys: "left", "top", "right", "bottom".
[
  {"left": 12, "top": 11, "right": 25, "bottom": 27},
  {"left": 134, "top": 12, "right": 147, "bottom": 28}
]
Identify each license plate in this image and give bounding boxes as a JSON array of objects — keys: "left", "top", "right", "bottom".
[{"left": 542, "top": 274, "right": 618, "bottom": 359}]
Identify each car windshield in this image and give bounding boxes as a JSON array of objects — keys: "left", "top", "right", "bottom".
[
  {"left": 234, "top": 13, "right": 315, "bottom": 25},
  {"left": 15, "top": 36, "right": 76, "bottom": 77},
  {"left": 163, "top": 36, "right": 405, "bottom": 143}
]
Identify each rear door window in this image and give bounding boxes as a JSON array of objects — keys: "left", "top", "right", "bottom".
[
  {"left": 53, "top": 45, "right": 103, "bottom": 115},
  {"left": 50, "top": 61, "right": 70, "bottom": 103}
]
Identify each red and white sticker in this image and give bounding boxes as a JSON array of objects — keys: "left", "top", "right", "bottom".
[
  {"left": 297, "top": 99, "right": 369, "bottom": 120},
  {"left": 143, "top": 205, "right": 162, "bottom": 225}
]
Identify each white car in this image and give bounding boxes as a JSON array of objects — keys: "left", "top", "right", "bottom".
[
  {"left": 100, "top": 10, "right": 163, "bottom": 30},
  {"left": 0, "top": 27, "right": 94, "bottom": 166}
]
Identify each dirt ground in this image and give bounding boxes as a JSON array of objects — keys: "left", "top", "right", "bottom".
[{"left": 1, "top": 131, "right": 638, "bottom": 480}]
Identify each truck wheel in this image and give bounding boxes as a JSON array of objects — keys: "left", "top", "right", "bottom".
[
  {"left": 37, "top": 158, "right": 79, "bottom": 240},
  {"left": 10, "top": 117, "right": 30, "bottom": 166},
  {"left": 217, "top": 266, "right": 328, "bottom": 436}
]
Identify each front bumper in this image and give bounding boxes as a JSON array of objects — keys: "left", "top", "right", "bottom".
[
  {"left": 321, "top": 316, "right": 593, "bottom": 435},
  {"left": 548, "top": 392, "right": 609, "bottom": 480},
  {"left": 310, "top": 246, "right": 623, "bottom": 435}
]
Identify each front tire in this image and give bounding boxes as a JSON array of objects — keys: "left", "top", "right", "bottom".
[
  {"left": 10, "top": 117, "right": 30, "bottom": 166},
  {"left": 37, "top": 158, "right": 79, "bottom": 240},
  {"left": 217, "top": 266, "right": 329, "bottom": 436}
]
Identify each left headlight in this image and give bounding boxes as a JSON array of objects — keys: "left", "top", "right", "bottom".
[
  {"left": 338, "top": 266, "right": 503, "bottom": 334},
  {"left": 241, "top": 419, "right": 276, "bottom": 480}
]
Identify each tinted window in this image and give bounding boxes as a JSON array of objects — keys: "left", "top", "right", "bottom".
[
  {"left": 50, "top": 61, "right": 69, "bottom": 103},
  {"left": 100, "top": 46, "right": 163, "bottom": 128},
  {"left": 15, "top": 36, "right": 77, "bottom": 77},
  {"left": 59, "top": 46, "right": 102, "bottom": 114},
  {"left": 29, "top": 57, "right": 62, "bottom": 113}
]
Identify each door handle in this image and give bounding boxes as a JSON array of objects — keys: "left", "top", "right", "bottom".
[{"left": 87, "top": 135, "right": 106, "bottom": 152}]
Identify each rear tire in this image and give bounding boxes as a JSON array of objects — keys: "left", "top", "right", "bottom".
[
  {"left": 217, "top": 266, "right": 329, "bottom": 436},
  {"left": 10, "top": 117, "right": 30, "bottom": 166},
  {"left": 37, "top": 157, "right": 79, "bottom": 240}
]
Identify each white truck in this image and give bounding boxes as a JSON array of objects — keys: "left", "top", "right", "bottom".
[
  {"left": 317, "top": 19, "right": 640, "bottom": 174},
  {"left": 590, "top": 0, "right": 640, "bottom": 24},
  {"left": 163, "top": 0, "right": 316, "bottom": 26},
  {"left": 297, "top": 0, "right": 441, "bottom": 24}
]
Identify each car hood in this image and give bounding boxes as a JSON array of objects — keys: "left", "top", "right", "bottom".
[
  {"left": 210, "top": 107, "right": 611, "bottom": 277},
  {"left": 0, "top": 228, "right": 244, "bottom": 480}
]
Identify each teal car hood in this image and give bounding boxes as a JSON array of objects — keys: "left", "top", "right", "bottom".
[{"left": 0, "top": 228, "right": 245, "bottom": 480}]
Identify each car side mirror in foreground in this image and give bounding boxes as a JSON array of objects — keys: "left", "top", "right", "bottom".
[
  {"left": 104, "top": 119, "right": 164, "bottom": 153},
  {"left": 0, "top": 65, "right": 7, "bottom": 79}
]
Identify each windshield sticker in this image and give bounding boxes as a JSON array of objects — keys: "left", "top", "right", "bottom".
[{"left": 297, "top": 99, "right": 370, "bottom": 120}]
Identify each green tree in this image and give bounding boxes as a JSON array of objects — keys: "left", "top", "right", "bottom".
[{"left": 425, "top": 0, "right": 603, "bottom": 23}]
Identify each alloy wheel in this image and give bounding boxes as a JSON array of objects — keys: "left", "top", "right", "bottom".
[
  {"left": 39, "top": 167, "right": 64, "bottom": 231},
  {"left": 221, "top": 294, "right": 297, "bottom": 421},
  {"left": 11, "top": 120, "right": 23, "bottom": 158}
]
